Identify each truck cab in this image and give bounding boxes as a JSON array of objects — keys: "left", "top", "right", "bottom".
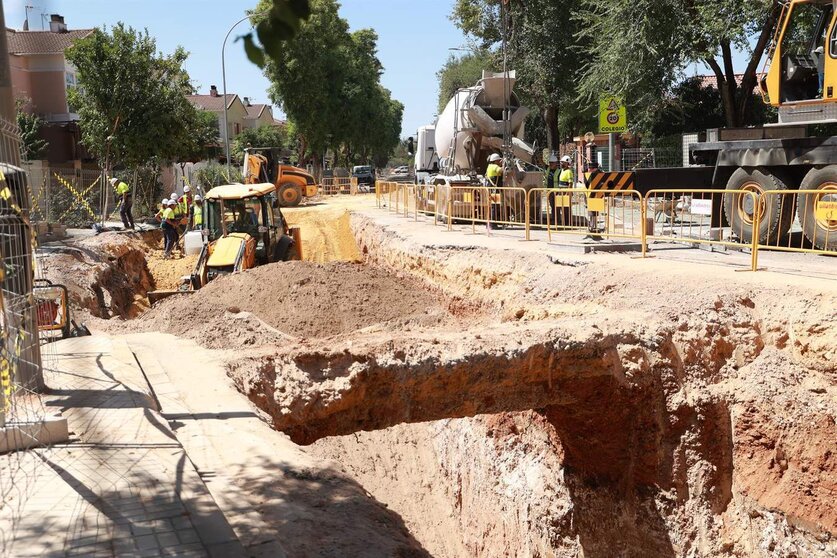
[
  {"left": 764, "top": 0, "right": 837, "bottom": 123},
  {"left": 197, "top": 183, "right": 296, "bottom": 285}
]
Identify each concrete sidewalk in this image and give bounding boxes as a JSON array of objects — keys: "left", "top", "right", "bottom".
[{"left": 0, "top": 336, "right": 245, "bottom": 557}]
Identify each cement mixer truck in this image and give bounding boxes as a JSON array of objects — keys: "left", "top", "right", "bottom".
[{"left": 424, "top": 71, "right": 544, "bottom": 222}]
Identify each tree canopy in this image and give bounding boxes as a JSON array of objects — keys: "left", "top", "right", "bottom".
[
  {"left": 232, "top": 124, "right": 288, "bottom": 163},
  {"left": 15, "top": 99, "right": 48, "bottom": 161},
  {"left": 436, "top": 50, "right": 495, "bottom": 113},
  {"left": 450, "top": 0, "right": 588, "bottom": 149},
  {"left": 258, "top": 0, "right": 403, "bottom": 171},
  {"left": 577, "top": 0, "right": 780, "bottom": 129},
  {"left": 65, "top": 24, "right": 207, "bottom": 170}
]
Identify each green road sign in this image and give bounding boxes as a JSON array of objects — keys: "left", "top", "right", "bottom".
[{"left": 599, "top": 95, "right": 627, "bottom": 133}]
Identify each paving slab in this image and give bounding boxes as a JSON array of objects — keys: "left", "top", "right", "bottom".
[{"left": 0, "top": 335, "right": 245, "bottom": 557}]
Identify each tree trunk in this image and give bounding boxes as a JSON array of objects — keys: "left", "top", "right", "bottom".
[
  {"left": 706, "top": 57, "right": 737, "bottom": 128},
  {"left": 738, "top": 0, "right": 782, "bottom": 121},
  {"left": 543, "top": 105, "right": 559, "bottom": 153}
]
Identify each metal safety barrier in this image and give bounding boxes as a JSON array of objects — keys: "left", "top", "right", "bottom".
[
  {"left": 319, "top": 176, "right": 358, "bottom": 195},
  {"left": 642, "top": 189, "right": 761, "bottom": 270},
  {"left": 754, "top": 189, "right": 837, "bottom": 258},
  {"left": 528, "top": 188, "right": 644, "bottom": 242},
  {"left": 375, "top": 180, "right": 401, "bottom": 208},
  {"left": 375, "top": 182, "right": 835, "bottom": 272}
]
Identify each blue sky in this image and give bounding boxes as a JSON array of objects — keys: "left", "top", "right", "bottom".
[
  {"left": 5, "top": 0, "right": 751, "bottom": 137},
  {"left": 5, "top": 0, "right": 468, "bottom": 137}
]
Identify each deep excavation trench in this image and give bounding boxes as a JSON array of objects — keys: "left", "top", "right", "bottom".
[{"left": 44, "top": 202, "right": 836, "bottom": 557}]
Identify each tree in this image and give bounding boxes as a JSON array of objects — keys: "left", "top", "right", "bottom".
[
  {"left": 259, "top": 0, "right": 403, "bottom": 174},
  {"left": 577, "top": 0, "right": 781, "bottom": 129},
  {"left": 436, "top": 50, "right": 495, "bottom": 112},
  {"left": 15, "top": 99, "right": 48, "bottom": 161},
  {"left": 175, "top": 109, "right": 221, "bottom": 163},
  {"left": 66, "top": 24, "right": 202, "bottom": 170},
  {"left": 232, "top": 124, "right": 288, "bottom": 163},
  {"left": 451, "top": 0, "right": 587, "bottom": 150}
]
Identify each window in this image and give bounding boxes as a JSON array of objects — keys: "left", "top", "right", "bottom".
[
  {"left": 234, "top": 123, "right": 241, "bottom": 135},
  {"left": 64, "top": 72, "right": 76, "bottom": 88},
  {"left": 783, "top": 3, "right": 828, "bottom": 56},
  {"left": 831, "top": 16, "right": 837, "bottom": 57}
]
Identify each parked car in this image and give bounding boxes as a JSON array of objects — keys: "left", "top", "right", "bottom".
[{"left": 352, "top": 165, "right": 375, "bottom": 192}]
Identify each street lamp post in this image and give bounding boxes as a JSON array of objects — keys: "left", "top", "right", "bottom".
[{"left": 221, "top": 10, "right": 269, "bottom": 174}]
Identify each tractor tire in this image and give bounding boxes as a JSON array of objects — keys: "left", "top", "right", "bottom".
[
  {"left": 797, "top": 166, "right": 837, "bottom": 251},
  {"left": 272, "top": 235, "right": 294, "bottom": 262},
  {"left": 723, "top": 167, "right": 794, "bottom": 244},
  {"left": 277, "top": 182, "right": 303, "bottom": 207}
]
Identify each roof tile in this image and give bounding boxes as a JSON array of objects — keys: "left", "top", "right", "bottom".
[{"left": 6, "top": 28, "right": 94, "bottom": 55}]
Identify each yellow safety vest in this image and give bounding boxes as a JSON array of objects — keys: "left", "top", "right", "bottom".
[
  {"left": 558, "top": 168, "right": 573, "bottom": 186},
  {"left": 115, "top": 181, "right": 130, "bottom": 195},
  {"left": 161, "top": 207, "right": 174, "bottom": 227},
  {"left": 193, "top": 205, "right": 203, "bottom": 226}
]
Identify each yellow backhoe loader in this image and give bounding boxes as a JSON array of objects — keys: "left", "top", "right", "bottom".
[{"left": 147, "top": 183, "right": 302, "bottom": 305}]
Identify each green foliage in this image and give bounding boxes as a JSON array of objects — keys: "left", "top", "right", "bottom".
[
  {"left": 239, "top": 0, "right": 311, "bottom": 68},
  {"left": 259, "top": 0, "right": 403, "bottom": 170},
  {"left": 232, "top": 124, "right": 287, "bottom": 163},
  {"left": 449, "top": 0, "right": 588, "bottom": 148},
  {"left": 436, "top": 50, "right": 495, "bottom": 112},
  {"left": 647, "top": 76, "right": 776, "bottom": 139},
  {"left": 177, "top": 110, "right": 221, "bottom": 162},
  {"left": 15, "top": 100, "right": 48, "bottom": 161},
  {"left": 577, "top": 0, "right": 778, "bottom": 129},
  {"left": 194, "top": 161, "right": 243, "bottom": 191},
  {"left": 65, "top": 24, "right": 204, "bottom": 169}
]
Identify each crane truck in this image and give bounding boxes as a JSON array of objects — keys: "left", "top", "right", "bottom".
[
  {"left": 591, "top": 0, "right": 837, "bottom": 250},
  {"left": 419, "top": 1, "right": 837, "bottom": 250}
]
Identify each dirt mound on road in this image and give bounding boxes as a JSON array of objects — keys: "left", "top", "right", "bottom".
[{"left": 139, "top": 261, "right": 477, "bottom": 346}]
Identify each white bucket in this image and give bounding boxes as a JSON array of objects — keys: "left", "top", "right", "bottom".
[{"left": 183, "top": 230, "right": 204, "bottom": 256}]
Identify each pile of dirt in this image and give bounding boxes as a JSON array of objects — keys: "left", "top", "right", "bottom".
[
  {"left": 138, "top": 260, "right": 477, "bottom": 347},
  {"left": 282, "top": 204, "right": 361, "bottom": 262},
  {"left": 145, "top": 252, "right": 199, "bottom": 291}
]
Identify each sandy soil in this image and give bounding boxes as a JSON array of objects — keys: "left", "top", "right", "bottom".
[
  {"left": 283, "top": 203, "right": 362, "bottom": 263},
  {"left": 129, "top": 260, "right": 477, "bottom": 348},
  {"left": 53, "top": 197, "right": 836, "bottom": 557}
]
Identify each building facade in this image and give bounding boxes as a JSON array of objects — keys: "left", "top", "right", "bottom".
[{"left": 7, "top": 15, "right": 93, "bottom": 163}]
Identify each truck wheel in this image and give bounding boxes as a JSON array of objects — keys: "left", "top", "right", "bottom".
[
  {"left": 272, "top": 235, "right": 293, "bottom": 261},
  {"left": 277, "top": 183, "right": 302, "bottom": 207},
  {"left": 723, "top": 167, "right": 793, "bottom": 244},
  {"left": 797, "top": 166, "right": 837, "bottom": 250}
]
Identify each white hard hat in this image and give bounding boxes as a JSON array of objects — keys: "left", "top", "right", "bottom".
[
  {"left": 163, "top": 199, "right": 173, "bottom": 206},
  {"left": 548, "top": 154, "right": 559, "bottom": 164},
  {"left": 488, "top": 153, "right": 501, "bottom": 162},
  {"left": 183, "top": 185, "right": 191, "bottom": 193},
  {"left": 170, "top": 193, "right": 178, "bottom": 200},
  {"left": 109, "top": 177, "right": 119, "bottom": 184},
  {"left": 161, "top": 199, "right": 168, "bottom": 206},
  {"left": 560, "top": 155, "right": 572, "bottom": 164},
  {"left": 193, "top": 194, "right": 202, "bottom": 201}
]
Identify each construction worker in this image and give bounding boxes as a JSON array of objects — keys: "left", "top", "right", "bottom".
[
  {"left": 485, "top": 153, "right": 503, "bottom": 229},
  {"left": 160, "top": 199, "right": 178, "bottom": 258},
  {"left": 584, "top": 160, "right": 603, "bottom": 239},
  {"left": 545, "top": 154, "right": 569, "bottom": 228},
  {"left": 178, "top": 185, "right": 193, "bottom": 226},
  {"left": 110, "top": 177, "right": 134, "bottom": 230},
  {"left": 191, "top": 195, "right": 204, "bottom": 230}
]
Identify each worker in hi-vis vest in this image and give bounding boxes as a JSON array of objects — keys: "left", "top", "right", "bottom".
[
  {"left": 583, "top": 160, "right": 603, "bottom": 239},
  {"left": 191, "top": 195, "right": 204, "bottom": 230},
  {"left": 545, "top": 154, "right": 572, "bottom": 227},
  {"left": 110, "top": 177, "right": 134, "bottom": 230},
  {"left": 485, "top": 153, "right": 504, "bottom": 230}
]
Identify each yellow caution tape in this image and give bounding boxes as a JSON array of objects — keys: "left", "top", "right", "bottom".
[{"left": 54, "top": 172, "right": 98, "bottom": 221}]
